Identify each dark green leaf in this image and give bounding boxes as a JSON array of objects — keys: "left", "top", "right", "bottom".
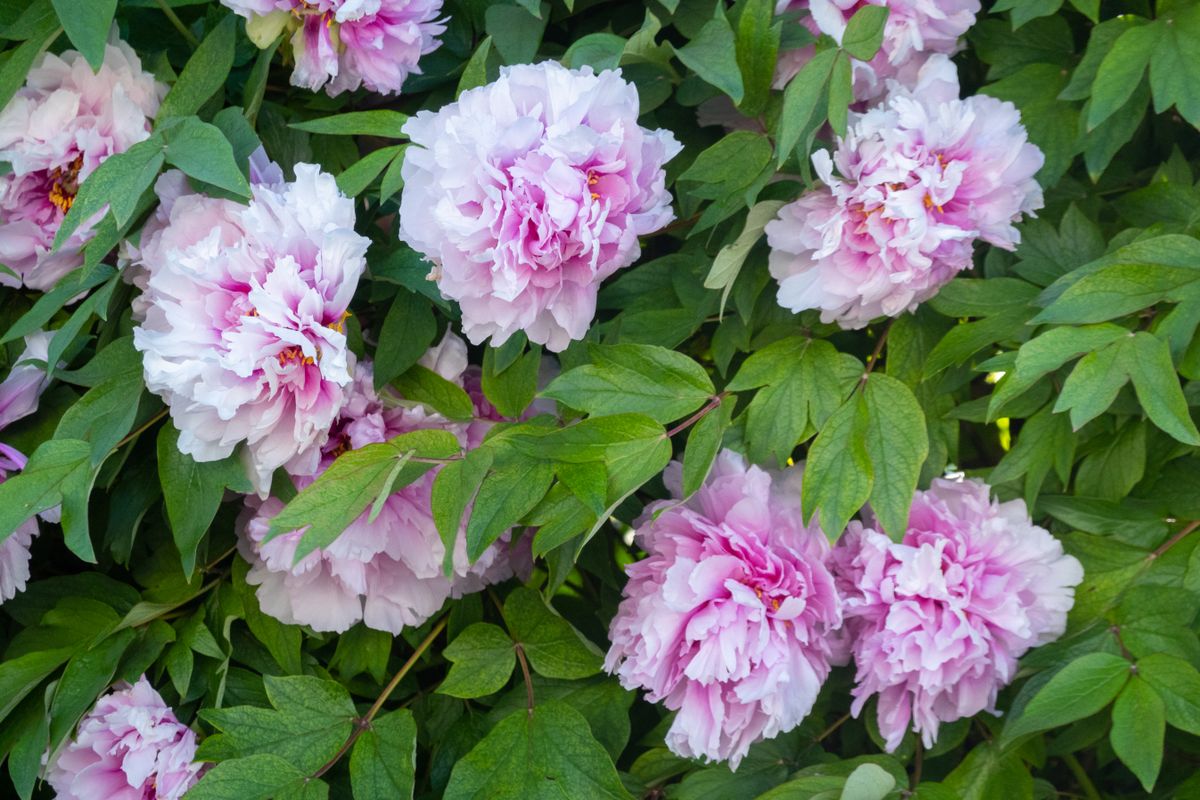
[
  {"left": 350, "top": 710, "right": 417, "bottom": 800},
  {"left": 50, "top": 0, "right": 114, "bottom": 70},
  {"left": 156, "top": 14, "right": 237, "bottom": 123},
  {"left": 439, "top": 623, "right": 516, "bottom": 699},
  {"left": 503, "top": 588, "right": 603, "bottom": 680}
]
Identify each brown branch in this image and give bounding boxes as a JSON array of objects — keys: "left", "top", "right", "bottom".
[
  {"left": 1150, "top": 519, "right": 1200, "bottom": 560},
  {"left": 515, "top": 643, "right": 535, "bottom": 717},
  {"left": 858, "top": 320, "right": 894, "bottom": 387},
  {"left": 666, "top": 392, "right": 729, "bottom": 438},
  {"left": 814, "top": 712, "right": 851, "bottom": 743},
  {"left": 114, "top": 408, "right": 168, "bottom": 451},
  {"left": 312, "top": 616, "right": 447, "bottom": 780}
]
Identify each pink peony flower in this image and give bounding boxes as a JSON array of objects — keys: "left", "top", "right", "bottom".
[
  {"left": 46, "top": 676, "right": 203, "bottom": 800},
  {"left": 774, "top": 0, "right": 979, "bottom": 102},
  {"left": 766, "top": 56, "right": 1043, "bottom": 328},
  {"left": 131, "top": 157, "right": 368, "bottom": 494},
  {"left": 0, "top": 331, "right": 55, "bottom": 603},
  {"left": 398, "top": 62, "right": 682, "bottom": 352},
  {"left": 238, "top": 335, "right": 526, "bottom": 634},
  {"left": 605, "top": 451, "right": 843, "bottom": 768},
  {"left": 831, "top": 478, "right": 1083, "bottom": 752},
  {"left": 220, "top": 0, "right": 446, "bottom": 96},
  {"left": 0, "top": 38, "right": 165, "bottom": 291}
]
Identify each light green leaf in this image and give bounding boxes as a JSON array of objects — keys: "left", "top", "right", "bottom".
[
  {"left": 541, "top": 344, "right": 713, "bottom": 424},
  {"left": 161, "top": 117, "right": 252, "bottom": 198},
  {"left": 841, "top": 5, "right": 889, "bottom": 60},
  {"left": 776, "top": 48, "right": 837, "bottom": 165},
  {"left": 157, "top": 14, "right": 237, "bottom": 123},
  {"left": 443, "top": 701, "right": 630, "bottom": 800},
  {"left": 840, "top": 763, "right": 896, "bottom": 800},
  {"left": 439, "top": 623, "right": 516, "bottom": 699},
  {"left": 465, "top": 460, "right": 553, "bottom": 562},
  {"left": 862, "top": 374, "right": 929, "bottom": 538},
  {"left": 50, "top": 0, "right": 114, "bottom": 70},
  {"left": 675, "top": 9, "right": 744, "bottom": 104},
  {"left": 802, "top": 391, "right": 872, "bottom": 536},
  {"left": 349, "top": 710, "right": 416, "bottom": 800},
  {"left": 185, "top": 753, "right": 327, "bottom": 800},
  {"left": 1139, "top": 653, "right": 1200, "bottom": 736},
  {"left": 503, "top": 588, "right": 603, "bottom": 680},
  {"left": 1001, "top": 652, "right": 1131, "bottom": 744},
  {"left": 158, "top": 426, "right": 252, "bottom": 577},
  {"left": 290, "top": 110, "right": 409, "bottom": 137},
  {"left": 392, "top": 363, "right": 475, "bottom": 421},
  {"left": 682, "top": 399, "right": 734, "bottom": 498},
  {"left": 1110, "top": 676, "right": 1165, "bottom": 792}
]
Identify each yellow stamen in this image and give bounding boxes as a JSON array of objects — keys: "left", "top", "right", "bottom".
[
  {"left": 47, "top": 154, "right": 84, "bottom": 214},
  {"left": 328, "top": 310, "right": 351, "bottom": 334}
]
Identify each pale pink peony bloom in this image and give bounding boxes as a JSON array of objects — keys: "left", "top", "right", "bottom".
[
  {"left": 46, "top": 676, "right": 203, "bottom": 800},
  {"left": 239, "top": 336, "right": 526, "bottom": 634},
  {"left": 605, "top": 451, "right": 843, "bottom": 768},
  {"left": 0, "top": 38, "right": 165, "bottom": 291},
  {"left": 131, "top": 157, "right": 368, "bottom": 494},
  {"left": 0, "top": 331, "right": 55, "bottom": 603},
  {"left": 220, "top": 0, "right": 445, "bottom": 96},
  {"left": 831, "top": 478, "right": 1083, "bottom": 752},
  {"left": 774, "top": 0, "right": 979, "bottom": 102},
  {"left": 766, "top": 56, "right": 1043, "bottom": 328},
  {"left": 398, "top": 62, "right": 682, "bottom": 352}
]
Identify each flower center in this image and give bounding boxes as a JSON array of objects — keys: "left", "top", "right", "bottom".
[
  {"left": 277, "top": 346, "right": 315, "bottom": 367},
  {"left": 47, "top": 154, "right": 84, "bottom": 214},
  {"left": 586, "top": 169, "right": 600, "bottom": 200}
]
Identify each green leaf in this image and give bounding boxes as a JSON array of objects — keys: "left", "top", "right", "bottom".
[
  {"left": 50, "top": 0, "right": 114, "bottom": 70},
  {"left": 704, "top": 199, "right": 785, "bottom": 315},
  {"left": 1149, "top": 5, "right": 1200, "bottom": 129},
  {"left": 0, "top": 15, "right": 59, "bottom": 113},
  {"left": 158, "top": 425, "right": 252, "bottom": 577},
  {"left": 1086, "top": 22, "right": 1158, "bottom": 129},
  {"left": 802, "top": 391, "right": 872, "bottom": 536},
  {"left": 987, "top": 323, "right": 1128, "bottom": 420},
  {"left": 198, "top": 675, "right": 356, "bottom": 774},
  {"left": 682, "top": 399, "right": 733, "bottom": 498},
  {"left": 511, "top": 413, "right": 666, "bottom": 464},
  {"left": 1001, "top": 653, "right": 1131, "bottom": 744},
  {"left": 0, "top": 438, "right": 90, "bottom": 543},
  {"left": 185, "top": 753, "right": 327, "bottom": 800},
  {"left": 1139, "top": 653, "right": 1200, "bottom": 736},
  {"left": 555, "top": 460, "right": 608, "bottom": 517},
  {"left": 350, "top": 710, "right": 416, "bottom": 800},
  {"left": 541, "top": 344, "right": 713, "bottom": 424},
  {"left": 373, "top": 291, "right": 436, "bottom": 390},
  {"left": 393, "top": 363, "right": 475, "bottom": 421},
  {"left": 457, "top": 36, "right": 494, "bottom": 97},
  {"left": 290, "top": 110, "right": 409, "bottom": 137},
  {"left": 485, "top": 4, "right": 548, "bottom": 65},
  {"left": 944, "top": 742, "right": 1033, "bottom": 800},
  {"left": 235, "top": 560, "right": 303, "bottom": 674},
  {"left": 503, "top": 587, "right": 603, "bottom": 680},
  {"left": 862, "top": 374, "right": 928, "bottom": 538},
  {"left": 431, "top": 446, "right": 494, "bottom": 574},
  {"left": 54, "top": 371, "right": 143, "bottom": 463},
  {"left": 482, "top": 344, "right": 541, "bottom": 419},
  {"left": 443, "top": 701, "right": 630, "bottom": 800},
  {"left": 1109, "top": 676, "right": 1165, "bottom": 792},
  {"left": 1054, "top": 332, "right": 1200, "bottom": 444},
  {"left": 156, "top": 14, "right": 237, "bottom": 123},
  {"left": 675, "top": 9, "right": 744, "bottom": 104},
  {"left": 841, "top": 5, "right": 889, "bottom": 60},
  {"left": 776, "top": 48, "right": 837, "bottom": 165},
  {"left": 827, "top": 50, "right": 853, "bottom": 135},
  {"left": 53, "top": 136, "right": 165, "bottom": 249},
  {"left": 439, "top": 623, "right": 516, "bottom": 699},
  {"left": 564, "top": 33, "right": 627, "bottom": 71},
  {"left": 465, "top": 459, "right": 553, "bottom": 562},
  {"left": 734, "top": 0, "right": 780, "bottom": 115},
  {"left": 47, "top": 628, "right": 135, "bottom": 746},
  {"left": 337, "top": 145, "right": 406, "bottom": 198},
  {"left": 161, "top": 117, "right": 252, "bottom": 198},
  {"left": 268, "top": 430, "right": 460, "bottom": 560},
  {"left": 840, "top": 763, "right": 897, "bottom": 800}
]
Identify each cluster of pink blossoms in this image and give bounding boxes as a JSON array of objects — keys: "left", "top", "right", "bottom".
[
  {"left": 0, "top": 39, "right": 165, "bottom": 291},
  {"left": 832, "top": 479, "right": 1083, "bottom": 751},
  {"left": 399, "top": 61, "right": 682, "bottom": 352},
  {"left": 239, "top": 332, "right": 529, "bottom": 635},
  {"left": 775, "top": 0, "right": 980, "bottom": 103},
  {"left": 46, "top": 677, "right": 203, "bottom": 800},
  {"left": 131, "top": 153, "right": 368, "bottom": 494},
  {"left": 767, "top": 55, "right": 1044, "bottom": 328},
  {"left": 0, "top": 331, "right": 52, "bottom": 604},
  {"left": 607, "top": 453, "right": 1081, "bottom": 765},
  {"left": 220, "top": 0, "right": 446, "bottom": 96}
]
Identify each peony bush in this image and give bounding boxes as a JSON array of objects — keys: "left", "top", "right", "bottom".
[{"left": 0, "top": 1, "right": 1198, "bottom": 798}]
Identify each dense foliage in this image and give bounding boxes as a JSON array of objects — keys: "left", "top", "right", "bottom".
[{"left": 1, "top": 0, "right": 1199, "bottom": 798}]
